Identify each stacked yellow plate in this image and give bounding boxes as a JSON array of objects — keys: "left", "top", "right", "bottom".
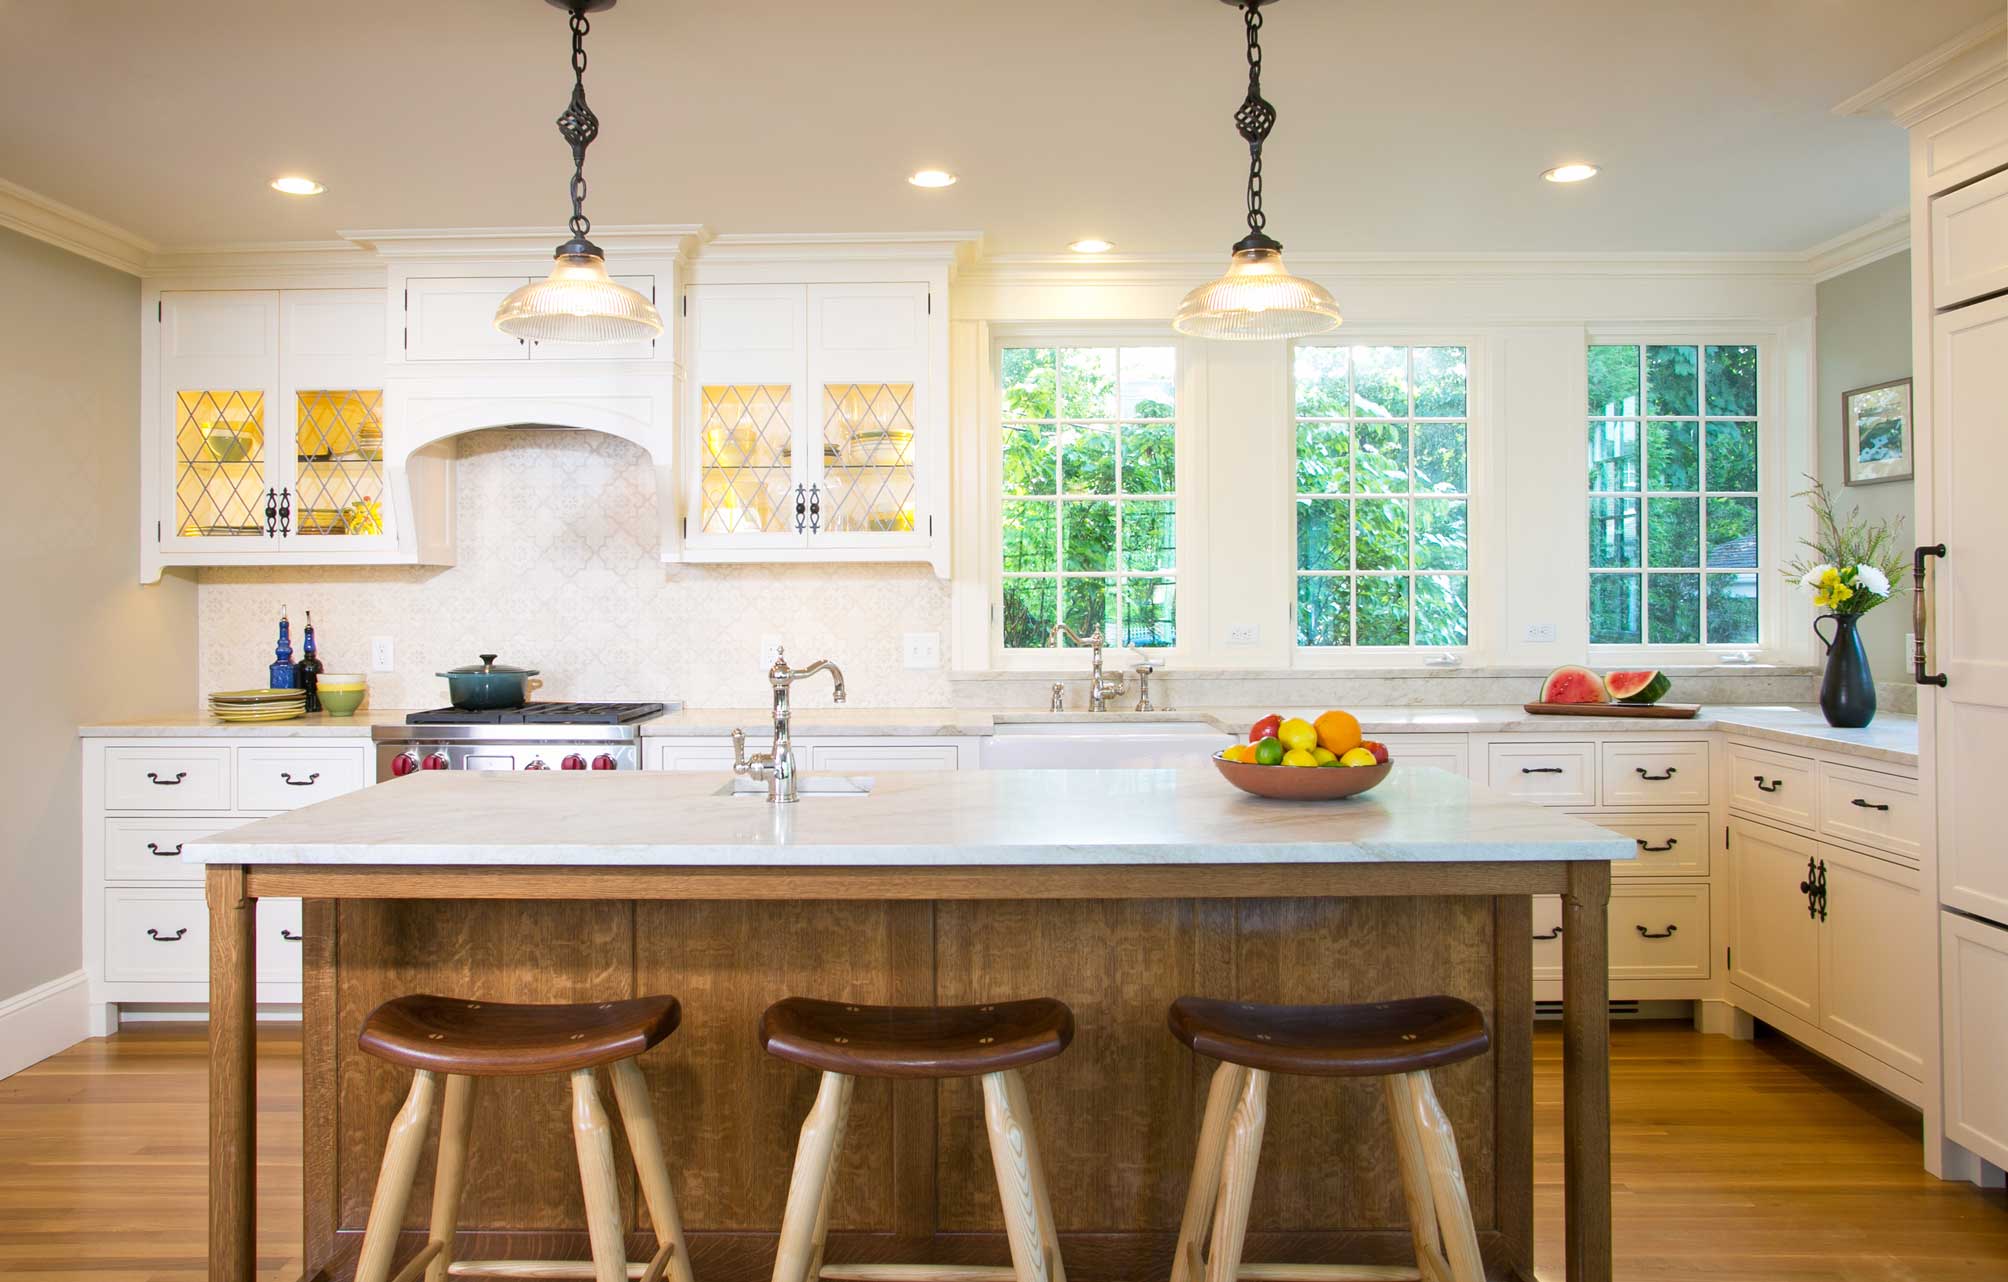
[{"left": 209, "top": 688, "right": 308, "bottom": 723}]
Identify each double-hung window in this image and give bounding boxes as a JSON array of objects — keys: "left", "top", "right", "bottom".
[
  {"left": 1294, "top": 344, "right": 1471, "bottom": 649},
  {"left": 998, "top": 344, "right": 1178, "bottom": 650},
  {"left": 1587, "top": 344, "right": 1760, "bottom": 646}
]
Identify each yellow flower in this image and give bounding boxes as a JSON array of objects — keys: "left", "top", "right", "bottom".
[{"left": 1811, "top": 566, "right": 1855, "bottom": 611}]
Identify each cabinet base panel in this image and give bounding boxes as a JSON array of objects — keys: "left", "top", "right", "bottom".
[{"left": 1726, "top": 987, "right": 1922, "bottom": 1107}]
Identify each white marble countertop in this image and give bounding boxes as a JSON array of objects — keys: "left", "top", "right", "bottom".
[{"left": 183, "top": 765, "right": 1635, "bottom": 868}]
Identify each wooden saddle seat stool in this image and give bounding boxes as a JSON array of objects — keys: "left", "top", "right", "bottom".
[
  {"left": 353, "top": 993, "right": 692, "bottom": 1282},
  {"left": 1167, "top": 995, "right": 1492, "bottom": 1282},
  {"left": 760, "top": 995, "right": 1075, "bottom": 1282}
]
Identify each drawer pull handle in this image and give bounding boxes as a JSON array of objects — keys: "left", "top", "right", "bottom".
[
  {"left": 1637, "top": 838, "right": 1678, "bottom": 852},
  {"left": 1533, "top": 925, "right": 1563, "bottom": 941},
  {"left": 1635, "top": 924, "right": 1678, "bottom": 940},
  {"left": 147, "top": 771, "right": 188, "bottom": 786},
  {"left": 281, "top": 929, "right": 302, "bottom": 942},
  {"left": 1851, "top": 797, "right": 1891, "bottom": 812},
  {"left": 1754, "top": 776, "right": 1783, "bottom": 793},
  {"left": 145, "top": 927, "right": 188, "bottom": 942},
  {"left": 146, "top": 842, "right": 184, "bottom": 857},
  {"left": 1634, "top": 767, "right": 1677, "bottom": 781},
  {"left": 281, "top": 771, "right": 320, "bottom": 786},
  {"left": 1521, "top": 766, "right": 1566, "bottom": 775}
]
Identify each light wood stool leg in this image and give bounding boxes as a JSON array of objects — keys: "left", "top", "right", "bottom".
[
  {"left": 611, "top": 1057, "right": 694, "bottom": 1282},
  {"left": 982, "top": 1069, "right": 1066, "bottom": 1282},
  {"left": 571, "top": 1068, "right": 631, "bottom": 1282},
  {"left": 1172, "top": 1062, "right": 1251, "bottom": 1282},
  {"left": 1202, "top": 1068, "right": 1268, "bottom": 1282},
  {"left": 423, "top": 1074, "right": 476, "bottom": 1282},
  {"left": 1383, "top": 1074, "right": 1450, "bottom": 1282},
  {"left": 356, "top": 1069, "right": 440, "bottom": 1282},
  {"left": 772, "top": 1071, "right": 854, "bottom": 1282},
  {"left": 1400, "top": 1071, "right": 1484, "bottom": 1282}
]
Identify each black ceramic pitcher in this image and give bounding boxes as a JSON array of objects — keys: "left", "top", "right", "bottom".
[{"left": 1815, "top": 613, "right": 1876, "bottom": 728}]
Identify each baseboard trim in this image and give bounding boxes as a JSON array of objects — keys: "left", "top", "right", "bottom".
[{"left": 0, "top": 969, "right": 90, "bottom": 1079}]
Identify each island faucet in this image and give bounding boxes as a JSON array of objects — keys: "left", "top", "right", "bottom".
[
  {"left": 1047, "top": 623, "right": 1127, "bottom": 713},
  {"left": 732, "top": 647, "right": 847, "bottom": 803}
]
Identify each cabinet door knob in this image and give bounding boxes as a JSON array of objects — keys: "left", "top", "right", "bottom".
[
  {"left": 1635, "top": 924, "right": 1678, "bottom": 939},
  {"left": 1634, "top": 766, "right": 1676, "bottom": 781},
  {"left": 146, "top": 927, "right": 188, "bottom": 943}
]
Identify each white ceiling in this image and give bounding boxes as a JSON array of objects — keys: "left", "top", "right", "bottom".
[{"left": 0, "top": 0, "right": 1993, "bottom": 256}]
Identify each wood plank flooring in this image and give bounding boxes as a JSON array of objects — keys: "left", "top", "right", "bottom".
[{"left": 0, "top": 1020, "right": 2002, "bottom": 1280}]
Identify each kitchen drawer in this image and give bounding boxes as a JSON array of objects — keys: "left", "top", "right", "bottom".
[
  {"left": 805, "top": 742, "right": 961, "bottom": 772},
  {"left": 259, "top": 898, "right": 305, "bottom": 983},
  {"left": 235, "top": 747, "right": 363, "bottom": 811},
  {"left": 1818, "top": 761, "right": 1922, "bottom": 864},
  {"left": 1932, "top": 166, "right": 2008, "bottom": 308},
  {"left": 104, "top": 816, "right": 250, "bottom": 883},
  {"left": 656, "top": 741, "right": 738, "bottom": 771},
  {"left": 103, "top": 888, "right": 208, "bottom": 982},
  {"left": 1374, "top": 733, "right": 1469, "bottom": 779},
  {"left": 103, "top": 746, "right": 231, "bottom": 811},
  {"left": 1530, "top": 885, "right": 1709, "bottom": 981},
  {"left": 1486, "top": 741, "right": 1596, "bottom": 806},
  {"left": 1565, "top": 810, "right": 1711, "bottom": 878},
  {"left": 1728, "top": 741, "right": 1818, "bottom": 831},
  {"left": 1599, "top": 739, "right": 1710, "bottom": 807}
]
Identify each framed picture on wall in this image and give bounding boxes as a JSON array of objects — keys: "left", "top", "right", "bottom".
[{"left": 1841, "top": 377, "right": 1913, "bottom": 486}]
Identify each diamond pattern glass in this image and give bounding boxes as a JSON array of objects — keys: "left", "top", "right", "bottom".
[
  {"left": 174, "top": 389, "right": 267, "bottom": 539},
  {"left": 821, "top": 383, "right": 917, "bottom": 533},
  {"left": 698, "top": 384, "right": 795, "bottom": 534},
  {"left": 293, "top": 390, "right": 386, "bottom": 537}
]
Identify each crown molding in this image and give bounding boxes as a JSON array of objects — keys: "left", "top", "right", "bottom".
[
  {"left": 1833, "top": 13, "right": 2008, "bottom": 125},
  {"left": 0, "top": 178, "right": 154, "bottom": 275},
  {"left": 959, "top": 248, "right": 1820, "bottom": 289},
  {"left": 340, "top": 224, "right": 710, "bottom": 259},
  {"left": 1803, "top": 210, "right": 1910, "bottom": 283},
  {"left": 701, "top": 230, "right": 984, "bottom": 267}
]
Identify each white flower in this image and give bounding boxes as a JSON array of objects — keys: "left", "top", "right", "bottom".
[
  {"left": 1854, "top": 564, "right": 1890, "bottom": 598},
  {"left": 1801, "top": 564, "right": 1836, "bottom": 597}
]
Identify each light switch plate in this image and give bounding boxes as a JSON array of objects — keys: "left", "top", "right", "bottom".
[
  {"left": 903, "top": 631, "right": 941, "bottom": 670},
  {"left": 370, "top": 636, "right": 394, "bottom": 672}
]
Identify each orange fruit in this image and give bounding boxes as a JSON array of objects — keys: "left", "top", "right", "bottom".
[{"left": 1313, "top": 709, "right": 1362, "bottom": 755}]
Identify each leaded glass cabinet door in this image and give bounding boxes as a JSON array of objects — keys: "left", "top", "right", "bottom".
[
  {"left": 684, "top": 284, "right": 811, "bottom": 552},
  {"left": 159, "top": 292, "right": 282, "bottom": 551},
  {"left": 276, "top": 290, "right": 392, "bottom": 548},
  {"left": 803, "top": 283, "right": 930, "bottom": 553}
]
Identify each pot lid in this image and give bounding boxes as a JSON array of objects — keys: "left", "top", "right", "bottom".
[{"left": 439, "top": 653, "right": 540, "bottom": 677}]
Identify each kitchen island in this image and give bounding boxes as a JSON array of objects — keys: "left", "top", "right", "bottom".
[{"left": 188, "top": 766, "right": 1631, "bottom": 1282}]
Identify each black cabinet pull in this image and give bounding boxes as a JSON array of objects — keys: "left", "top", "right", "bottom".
[
  {"left": 1754, "top": 776, "right": 1783, "bottom": 793},
  {"left": 1635, "top": 766, "right": 1677, "bottom": 781},
  {"left": 1637, "top": 838, "right": 1678, "bottom": 853},
  {"left": 1521, "top": 766, "right": 1565, "bottom": 774},
  {"left": 1851, "top": 797, "right": 1891, "bottom": 812},
  {"left": 281, "top": 771, "right": 320, "bottom": 786},
  {"left": 265, "top": 488, "right": 279, "bottom": 537},
  {"left": 1533, "top": 925, "right": 1563, "bottom": 941},
  {"left": 146, "top": 927, "right": 188, "bottom": 942},
  {"left": 1815, "top": 859, "right": 1828, "bottom": 922},
  {"left": 1635, "top": 924, "right": 1678, "bottom": 939},
  {"left": 147, "top": 771, "right": 187, "bottom": 786},
  {"left": 1914, "top": 543, "right": 1948, "bottom": 687},
  {"left": 281, "top": 929, "right": 302, "bottom": 942},
  {"left": 146, "top": 842, "right": 183, "bottom": 857},
  {"left": 794, "top": 484, "right": 807, "bottom": 533},
  {"left": 808, "top": 483, "right": 821, "bottom": 533},
  {"left": 278, "top": 487, "right": 292, "bottom": 536}
]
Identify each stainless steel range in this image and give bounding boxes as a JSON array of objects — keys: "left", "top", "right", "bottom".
[{"left": 372, "top": 702, "right": 672, "bottom": 780}]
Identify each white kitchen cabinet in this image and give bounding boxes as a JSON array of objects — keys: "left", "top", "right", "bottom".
[
  {"left": 1727, "top": 741, "right": 1818, "bottom": 832},
  {"left": 1372, "top": 733, "right": 1469, "bottom": 778},
  {"left": 1485, "top": 740, "right": 1597, "bottom": 806},
  {"left": 1817, "top": 760, "right": 1922, "bottom": 865},
  {"left": 1564, "top": 810, "right": 1712, "bottom": 878},
  {"left": 1929, "top": 166, "right": 2008, "bottom": 309},
  {"left": 1598, "top": 739, "right": 1711, "bottom": 808},
  {"left": 1940, "top": 910, "right": 2008, "bottom": 1170},
  {"left": 1726, "top": 818, "right": 1821, "bottom": 1024},
  {"left": 1530, "top": 883, "right": 1709, "bottom": 983},
  {"left": 403, "top": 274, "right": 659, "bottom": 363}
]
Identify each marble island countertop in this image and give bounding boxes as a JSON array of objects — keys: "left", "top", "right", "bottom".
[{"left": 182, "top": 765, "right": 1635, "bottom": 868}]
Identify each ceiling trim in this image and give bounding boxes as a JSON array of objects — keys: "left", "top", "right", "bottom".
[
  {"left": 0, "top": 177, "right": 155, "bottom": 275},
  {"left": 1833, "top": 12, "right": 2008, "bottom": 124},
  {"left": 958, "top": 249, "right": 1821, "bottom": 289},
  {"left": 341, "top": 224, "right": 710, "bottom": 259},
  {"left": 1803, "top": 210, "right": 1910, "bottom": 283}
]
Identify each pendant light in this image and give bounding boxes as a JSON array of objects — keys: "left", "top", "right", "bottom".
[
  {"left": 495, "top": 0, "right": 664, "bottom": 343},
  {"left": 1173, "top": 0, "right": 1341, "bottom": 341}
]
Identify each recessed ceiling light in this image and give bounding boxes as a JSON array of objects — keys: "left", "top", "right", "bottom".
[
  {"left": 1541, "top": 163, "right": 1599, "bottom": 184},
  {"left": 907, "top": 169, "right": 958, "bottom": 189},
  {"left": 270, "top": 176, "right": 326, "bottom": 196},
  {"left": 1069, "top": 239, "right": 1116, "bottom": 254}
]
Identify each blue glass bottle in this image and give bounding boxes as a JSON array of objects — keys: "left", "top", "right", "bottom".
[{"left": 269, "top": 607, "right": 298, "bottom": 690}]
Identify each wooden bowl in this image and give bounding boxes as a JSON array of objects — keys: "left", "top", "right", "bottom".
[{"left": 1210, "top": 753, "right": 1393, "bottom": 800}]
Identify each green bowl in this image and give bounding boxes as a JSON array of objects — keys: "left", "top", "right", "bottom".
[{"left": 318, "top": 686, "right": 366, "bottom": 717}]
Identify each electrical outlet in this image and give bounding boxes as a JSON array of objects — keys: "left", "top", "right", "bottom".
[
  {"left": 370, "top": 636, "right": 394, "bottom": 672},
  {"left": 760, "top": 634, "right": 784, "bottom": 666},
  {"left": 902, "top": 631, "right": 941, "bottom": 670},
  {"left": 1523, "top": 623, "right": 1557, "bottom": 643},
  {"left": 1227, "top": 624, "right": 1260, "bottom": 646}
]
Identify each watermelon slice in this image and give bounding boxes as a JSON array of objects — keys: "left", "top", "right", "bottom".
[
  {"left": 1605, "top": 669, "right": 1672, "bottom": 705},
  {"left": 1540, "top": 665, "right": 1609, "bottom": 704}
]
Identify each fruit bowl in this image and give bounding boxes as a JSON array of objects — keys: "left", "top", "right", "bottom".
[{"left": 1211, "top": 753, "right": 1393, "bottom": 800}]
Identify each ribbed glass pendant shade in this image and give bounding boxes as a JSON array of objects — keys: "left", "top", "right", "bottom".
[
  {"left": 1173, "top": 245, "right": 1342, "bottom": 341},
  {"left": 495, "top": 250, "right": 663, "bottom": 343}
]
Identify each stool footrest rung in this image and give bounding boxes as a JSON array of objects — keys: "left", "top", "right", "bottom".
[
  {"left": 388, "top": 1241, "right": 444, "bottom": 1282},
  {"left": 820, "top": 1267, "right": 1020, "bottom": 1282},
  {"left": 447, "top": 1260, "right": 661, "bottom": 1280},
  {"left": 1237, "top": 1266, "right": 1425, "bottom": 1282}
]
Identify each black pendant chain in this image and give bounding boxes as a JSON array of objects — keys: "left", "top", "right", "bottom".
[
  {"left": 1234, "top": 1, "right": 1278, "bottom": 247},
  {"left": 554, "top": 4, "right": 601, "bottom": 243}
]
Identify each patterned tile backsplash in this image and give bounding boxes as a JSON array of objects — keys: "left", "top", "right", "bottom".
[{"left": 199, "top": 429, "right": 954, "bottom": 708}]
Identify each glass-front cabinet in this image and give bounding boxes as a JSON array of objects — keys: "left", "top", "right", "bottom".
[
  {"left": 683, "top": 282, "right": 936, "bottom": 565},
  {"left": 157, "top": 289, "right": 391, "bottom": 557}
]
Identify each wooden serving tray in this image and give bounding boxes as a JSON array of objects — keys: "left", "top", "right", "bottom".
[{"left": 1523, "top": 701, "right": 1701, "bottom": 719}]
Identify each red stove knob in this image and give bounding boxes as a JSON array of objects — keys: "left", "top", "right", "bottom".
[
  {"left": 421, "top": 752, "right": 450, "bottom": 770},
  {"left": 591, "top": 753, "right": 618, "bottom": 771},
  {"left": 390, "top": 752, "right": 420, "bottom": 777},
  {"left": 524, "top": 759, "right": 550, "bottom": 770},
  {"left": 560, "top": 754, "right": 587, "bottom": 771}
]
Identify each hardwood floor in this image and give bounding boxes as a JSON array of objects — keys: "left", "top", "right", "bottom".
[{"left": 0, "top": 1021, "right": 2002, "bottom": 1280}]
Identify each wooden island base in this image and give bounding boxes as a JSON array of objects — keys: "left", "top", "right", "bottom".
[{"left": 208, "top": 862, "right": 1612, "bottom": 1282}]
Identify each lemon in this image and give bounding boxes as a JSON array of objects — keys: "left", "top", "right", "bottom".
[
  {"left": 1282, "top": 747, "right": 1320, "bottom": 768},
  {"left": 1311, "top": 746, "right": 1337, "bottom": 766},
  {"left": 1278, "top": 717, "right": 1318, "bottom": 752},
  {"left": 1338, "top": 747, "right": 1379, "bottom": 768}
]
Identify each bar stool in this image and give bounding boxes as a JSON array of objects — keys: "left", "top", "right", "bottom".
[
  {"left": 1166, "top": 996, "right": 1491, "bottom": 1282},
  {"left": 353, "top": 994, "right": 695, "bottom": 1282},
  {"left": 760, "top": 996, "right": 1075, "bottom": 1282}
]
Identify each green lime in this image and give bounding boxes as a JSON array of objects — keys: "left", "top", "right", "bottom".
[{"left": 1253, "top": 737, "right": 1285, "bottom": 766}]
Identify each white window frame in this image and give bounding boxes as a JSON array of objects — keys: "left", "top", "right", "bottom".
[
  {"left": 982, "top": 326, "right": 1197, "bottom": 672},
  {"left": 1584, "top": 332, "right": 1787, "bottom": 667},
  {"left": 1288, "top": 332, "right": 1490, "bottom": 669}
]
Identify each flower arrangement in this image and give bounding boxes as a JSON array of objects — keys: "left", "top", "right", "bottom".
[{"left": 1780, "top": 478, "right": 1907, "bottom": 616}]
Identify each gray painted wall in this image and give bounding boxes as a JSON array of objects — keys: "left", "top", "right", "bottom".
[
  {"left": 0, "top": 228, "right": 197, "bottom": 1000},
  {"left": 1815, "top": 250, "right": 1913, "bottom": 678}
]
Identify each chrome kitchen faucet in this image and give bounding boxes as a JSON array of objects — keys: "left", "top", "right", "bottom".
[
  {"left": 733, "top": 648, "right": 847, "bottom": 803},
  {"left": 1047, "top": 623, "right": 1127, "bottom": 712}
]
